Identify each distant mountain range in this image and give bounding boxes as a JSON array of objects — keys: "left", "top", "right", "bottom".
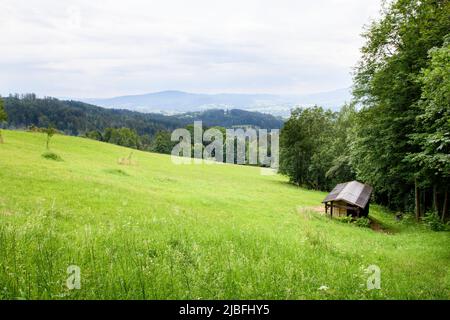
[{"left": 81, "top": 88, "right": 352, "bottom": 117}]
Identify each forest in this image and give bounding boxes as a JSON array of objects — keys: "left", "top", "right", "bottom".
[
  {"left": 1, "top": 94, "right": 283, "bottom": 152},
  {"left": 280, "top": 0, "right": 449, "bottom": 221}
]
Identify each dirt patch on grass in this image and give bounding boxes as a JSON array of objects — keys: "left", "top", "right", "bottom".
[
  {"left": 118, "top": 152, "right": 137, "bottom": 166},
  {"left": 369, "top": 217, "right": 393, "bottom": 234},
  {"left": 1, "top": 210, "right": 14, "bottom": 216},
  {"left": 297, "top": 206, "right": 326, "bottom": 217}
]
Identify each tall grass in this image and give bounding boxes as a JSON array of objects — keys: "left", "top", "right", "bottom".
[{"left": 0, "top": 130, "right": 449, "bottom": 299}]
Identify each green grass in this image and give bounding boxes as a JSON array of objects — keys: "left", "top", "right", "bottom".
[{"left": 0, "top": 130, "right": 449, "bottom": 299}]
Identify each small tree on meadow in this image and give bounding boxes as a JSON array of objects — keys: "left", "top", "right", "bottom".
[
  {"left": 0, "top": 97, "right": 7, "bottom": 144},
  {"left": 44, "top": 126, "right": 57, "bottom": 150}
]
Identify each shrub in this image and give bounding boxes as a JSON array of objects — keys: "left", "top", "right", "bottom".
[
  {"left": 399, "top": 213, "right": 415, "bottom": 224},
  {"left": 422, "top": 211, "right": 446, "bottom": 231},
  {"left": 45, "top": 127, "right": 58, "bottom": 150},
  {"left": 339, "top": 216, "right": 353, "bottom": 224},
  {"left": 41, "top": 151, "right": 63, "bottom": 161},
  {"left": 354, "top": 217, "right": 371, "bottom": 228}
]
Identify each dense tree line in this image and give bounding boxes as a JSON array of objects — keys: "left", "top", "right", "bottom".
[
  {"left": 4, "top": 94, "right": 186, "bottom": 136},
  {"left": 85, "top": 127, "right": 176, "bottom": 154},
  {"left": 352, "top": 0, "right": 449, "bottom": 219},
  {"left": 3, "top": 95, "right": 282, "bottom": 136},
  {"left": 178, "top": 109, "right": 284, "bottom": 129},
  {"left": 2, "top": 94, "right": 282, "bottom": 157},
  {"left": 145, "top": 124, "right": 275, "bottom": 165},
  {"left": 280, "top": 105, "right": 356, "bottom": 191},
  {"left": 280, "top": 0, "right": 449, "bottom": 220},
  {"left": 86, "top": 127, "right": 142, "bottom": 149},
  {"left": 0, "top": 96, "right": 7, "bottom": 143}
]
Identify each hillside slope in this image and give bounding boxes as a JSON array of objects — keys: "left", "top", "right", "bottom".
[{"left": 0, "top": 130, "right": 448, "bottom": 299}]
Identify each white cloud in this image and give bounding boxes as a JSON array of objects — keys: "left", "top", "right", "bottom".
[{"left": 0, "top": 0, "right": 382, "bottom": 98}]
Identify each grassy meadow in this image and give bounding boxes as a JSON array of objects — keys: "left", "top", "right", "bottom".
[{"left": 0, "top": 130, "right": 449, "bottom": 299}]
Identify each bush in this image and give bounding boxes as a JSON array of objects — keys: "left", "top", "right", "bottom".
[
  {"left": 354, "top": 217, "right": 371, "bottom": 228},
  {"left": 399, "top": 213, "right": 415, "bottom": 224},
  {"left": 338, "top": 216, "right": 353, "bottom": 224},
  {"left": 41, "top": 151, "right": 63, "bottom": 161},
  {"left": 422, "top": 211, "right": 446, "bottom": 231}
]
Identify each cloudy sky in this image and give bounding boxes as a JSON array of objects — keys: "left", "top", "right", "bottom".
[{"left": 1, "top": 0, "right": 382, "bottom": 98}]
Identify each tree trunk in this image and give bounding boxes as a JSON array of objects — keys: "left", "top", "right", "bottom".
[
  {"left": 433, "top": 185, "right": 438, "bottom": 213},
  {"left": 422, "top": 190, "right": 426, "bottom": 216},
  {"left": 442, "top": 188, "right": 448, "bottom": 222},
  {"left": 415, "top": 179, "right": 420, "bottom": 221}
]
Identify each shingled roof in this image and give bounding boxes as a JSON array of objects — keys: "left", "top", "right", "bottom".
[{"left": 322, "top": 181, "right": 373, "bottom": 209}]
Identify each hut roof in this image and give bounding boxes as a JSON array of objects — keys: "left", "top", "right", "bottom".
[{"left": 322, "top": 181, "right": 373, "bottom": 209}]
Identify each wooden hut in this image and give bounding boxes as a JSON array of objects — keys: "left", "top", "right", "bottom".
[{"left": 322, "top": 181, "right": 373, "bottom": 218}]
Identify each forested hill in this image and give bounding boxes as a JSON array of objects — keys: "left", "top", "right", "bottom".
[
  {"left": 176, "top": 109, "right": 284, "bottom": 129},
  {"left": 3, "top": 94, "right": 284, "bottom": 136}
]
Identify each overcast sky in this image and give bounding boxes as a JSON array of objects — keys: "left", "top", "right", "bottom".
[{"left": 1, "top": 0, "right": 382, "bottom": 98}]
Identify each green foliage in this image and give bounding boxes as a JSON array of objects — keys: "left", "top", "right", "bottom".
[
  {"left": 139, "top": 134, "right": 153, "bottom": 151},
  {"left": 280, "top": 105, "right": 356, "bottom": 191},
  {"left": 43, "top": 126, "right": 57, "bottom": 150},
  {"left": 354, "top": 217, "right": 371, "bottom": 228},
  {"left": 182, "top": 109, "right": 283, "bottom": 129},
  {"left": 406, "top": 35, "right": 450, "bottom": 184},
  {"left": 399, "top": 213, "right": 415, "bottom": 225},
  {"left": 280, "top": 106, "right": 334, "bottom": 189},
  {"left": 41, "top": 151, "right": 63, "bottom": 161},
  {"left": 85, "top": 130, "right": 103, "bottom": 141},
  {"left": 325, "top": 104, "right": 357, "bottom": 184},
  {"left": 422, "top": 211, "right": 447, "bottom": 231},
  {"left": 3, "top": 95, "right": 282, "bottom": 158},
  {"left": 2, "top": 95, "right": 282, "bottom": 137},
  {"left": 351, "top": 0, "right": 450, "bottom": 211},
  {"left": 104, "top": 127, "right": 140, "bottom": 149},
  {"left": 0, "top": 96, "right": 6, "bottom": 143},
  {"left": 338, "top": 216, "right": 353, "bottom": 224},
  {"left": 3, "top": 94, "right": 182, "bottom": 136},
  {"left": 44, "top": 126, "right": 57, "bottom": 136},
  {"left": 151, "top": 130, "right": 174, "bottom": 154},
  {"left": 0, "top": 96, "right": 7, "bottom": 123},
  {"left": 337, "top": 216, "right": 371, "bottom": 228}
]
